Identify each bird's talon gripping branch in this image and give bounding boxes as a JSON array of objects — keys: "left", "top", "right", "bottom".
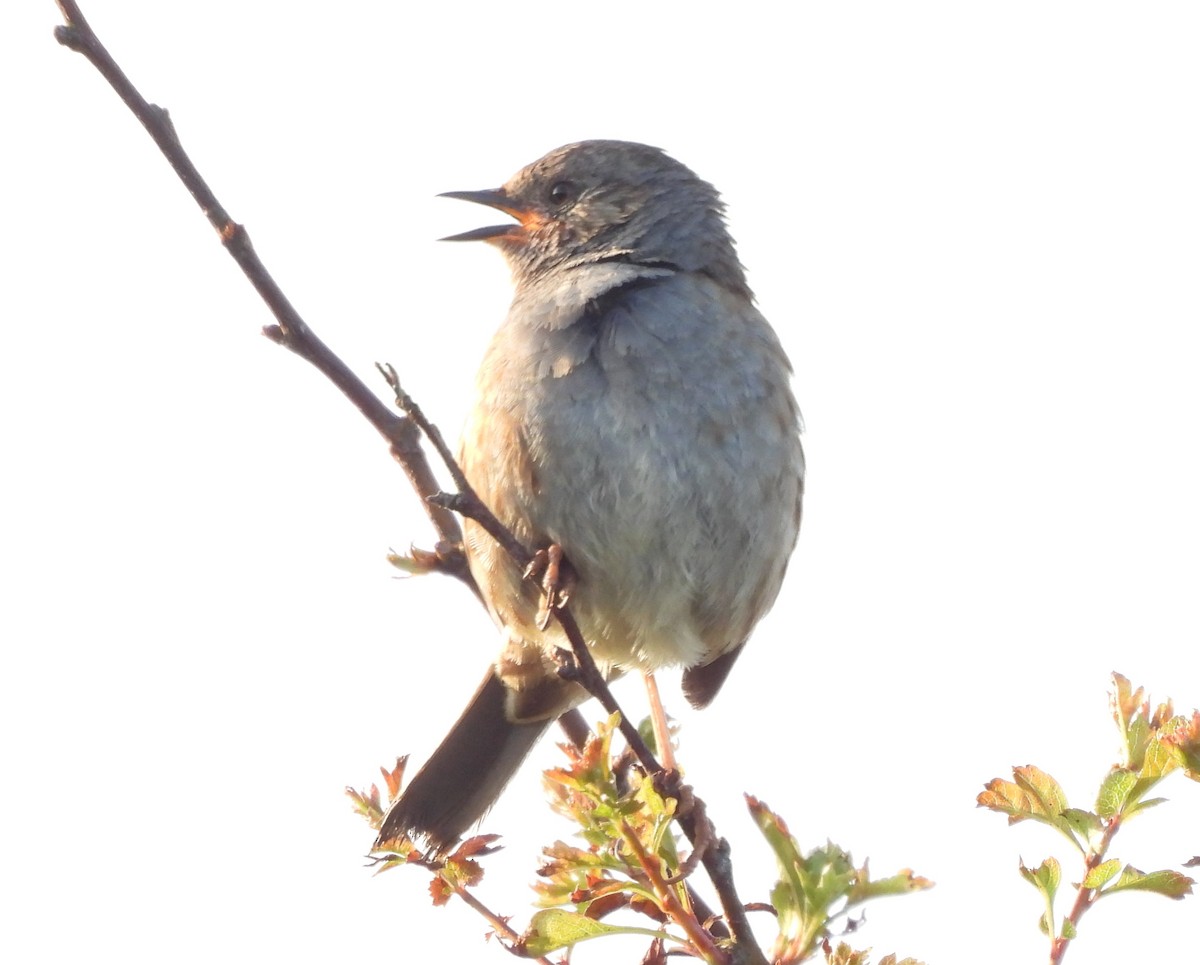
[
  {"left": 526, "top": 548, "right": 555, "bottom": 629},
  {"left": 522, "top": 547, "right": 548, "bottom": 582},
  {"left": 662, "top": 785, "right": 711, "bottom": 884},
  {"left": 528, "top": 543, "right": 573, "bottom": 630}
]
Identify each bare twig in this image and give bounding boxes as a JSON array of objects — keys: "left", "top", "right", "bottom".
[
  {"left": 406, "top": 846, "right": 556, "bottom": 965},
  {"left": 53, "top": 0, "right": 466, "bottom": 560},
  {"left": 453, "top": 889, "right": 554, "bottom": 965}
]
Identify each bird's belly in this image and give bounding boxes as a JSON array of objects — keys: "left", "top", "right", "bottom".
[
  {"left": 518, "top": 374, "right": 792, "bottom": 673},
  {"left": 463, "top": 272, "right": 802, "bottom": 678}
]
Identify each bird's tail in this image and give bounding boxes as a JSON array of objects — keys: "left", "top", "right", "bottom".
[{"left": 376, "top": 668, "right": 551, "bottom": 851}]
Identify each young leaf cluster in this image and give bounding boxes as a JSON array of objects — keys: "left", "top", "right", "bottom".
[
  {"left": 747, "top": 796, "right": 931, "bottom": 964},
  {"left": 978, "top": 672, "right": 1197, "bottom": 962},
  {"left": 353, "top": 714, "right": 930, "bottom": 963}
]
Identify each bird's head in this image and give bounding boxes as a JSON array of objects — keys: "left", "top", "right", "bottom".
[{"left": 441, "top": 140, "right": 747, "bottom": 294}]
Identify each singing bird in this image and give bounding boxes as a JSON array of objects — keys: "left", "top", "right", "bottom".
[{"left": 378, "top": 140, "right": 804, "bottom": 849}]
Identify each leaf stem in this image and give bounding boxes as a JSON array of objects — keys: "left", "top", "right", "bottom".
[{"left": 1049, "top": 816, "right": 1121, "bottom": 965}]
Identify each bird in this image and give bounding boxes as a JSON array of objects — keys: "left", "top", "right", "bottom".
[{"left": 378, "top": 140, "right": 805, "bottom": 851}]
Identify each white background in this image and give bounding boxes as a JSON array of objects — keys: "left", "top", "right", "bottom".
[{"left": 3, "top": 3, "right": 1198, "bottom": 963}]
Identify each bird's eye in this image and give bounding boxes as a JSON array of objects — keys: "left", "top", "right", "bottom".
[{"left": 548, "top": 180, "right": 578, "bottom": 206}]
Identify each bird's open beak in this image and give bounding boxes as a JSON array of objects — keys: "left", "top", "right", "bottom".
[{"left": 438, "top": 188, "right": 539, "bottom": 243}]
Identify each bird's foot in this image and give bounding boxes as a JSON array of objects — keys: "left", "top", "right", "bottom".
[
  {"left": 657, "top": 782, "right": 712, "bottom": 884},
  {"left": 525, "top": 542, "right": 576, "bottom": 630}
]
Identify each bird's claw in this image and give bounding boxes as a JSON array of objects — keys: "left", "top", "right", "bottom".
[{"left": 526, "top": 543, "right": 574, "bottom": 630}]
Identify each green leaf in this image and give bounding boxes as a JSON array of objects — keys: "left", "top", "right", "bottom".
[
  {"left": 1060, "top": 808, "right": 1104, "bottom": 849},
  {"left": 519, "top": 909, "right": 671, "bottom": 956},
  {"left": 345, "top": 783, "right": 384, "bottom": 826},
  {"left": 1166, "top": 710, "right": 1200, "bottom": 781},
  {"left": 1123, "top": 795, "right": 1168, "bottom": 820},
  {"left": 977, "top": 778, "right": 1031, "bottom": 820},
  {"left": 849, "top": 868, "right": 935, "bottom": 903},
  {"left": 1082, "top": 858, "right": 1122, "bottom": 889},
  {"left": 978, "top": 766, "right": 1082, "bottom": 850},
  {"left": 1061, "top": 918, "right": 1077, "bottom": 939},
  {"left": 1019, "top": 857, "right": 1061, "bottom": 903},
  {"left": 1100, "top": 866, "right": 1195, "bottom": 900},
  {"left": 1013, "top": 765, "right": 1070, "bottom": 816},
  {"left": 747, "top": 796, "right": 931, "bottom": 963},
  {"left": 1019, "top": 856, "right": 1061, "bottom": 940},
  {"left": 1125, "top": 716, "right": 1152, "bottom": 769},
  {"left": 1139, "top": 734, "right": 1179, "bottom": 782},
  {"left": 1110, "top": 673, "right": 1152, "bottom": 768},
  {"left": 1060, "top": 808, "right": 1101, "bottom": 836},
  {"left": 1110, "top": 673, "right": 1138, "bottom": 728},
  {"left": 1096, "top": 768, "right": 1137, "bottom": 818}
]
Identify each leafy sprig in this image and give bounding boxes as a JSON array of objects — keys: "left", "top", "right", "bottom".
[
  {"left": 978, "top": 672, "right": 1197, "bottom": 963},
  {"left": 355, "top": 715, "right": 928, "bottom": 963}
]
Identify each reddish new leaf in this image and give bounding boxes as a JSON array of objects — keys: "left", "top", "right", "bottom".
[{"left": 380, "top": 756, "right": 407, "bottom": 802}]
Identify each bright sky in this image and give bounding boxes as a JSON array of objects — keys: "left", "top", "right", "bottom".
[{"left": 4, "top": 3, "right": 1198, "bottom": 963}]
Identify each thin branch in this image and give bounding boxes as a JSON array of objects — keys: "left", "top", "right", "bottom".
[
  {"left": 53, "top": 0, "right": 466, "bottom": 559},
  {"left": 1050, "top": 817, "right": 1122, "bottom": 965},
  {"left": 621, "top": 822, "right": 727, "bottom": 964},
  {"left": 453, "top": 889, "right": 555, "bottom": 965}
]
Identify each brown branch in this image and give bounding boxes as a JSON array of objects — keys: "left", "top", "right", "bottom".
[
  {"left": 54, "top": 6, "right": 763, "bottom": 962},
  {"left": 1050, "top": 817, "right": 1122, "bottom": 965},
  {"left": 452, "top": 889, "right": 554, "bottom": 965},
  {"left": 53, "top": 0, "right": 466, "bottom": 562},
  {"left": 408, "top": 849, "right": 556, "bottom": 965},
  {"left": 621, "top": 821, "right": 727, "bottom": 964}
]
